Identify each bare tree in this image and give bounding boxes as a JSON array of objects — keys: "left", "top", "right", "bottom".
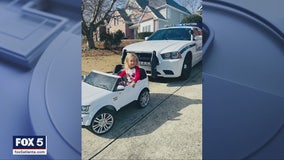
[
  {"left": 82, "top": 0, "right": 118, "bottom": 49},
  {"left": 178, "top": 0, "right": 202, "bottom": 14}
]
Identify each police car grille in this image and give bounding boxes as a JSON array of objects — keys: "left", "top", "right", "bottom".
[{"left": 135, "top": 53, "right": 152, "bottom": 62}]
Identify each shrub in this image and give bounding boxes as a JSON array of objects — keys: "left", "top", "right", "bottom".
[
  {"left": 181, "top": 14, "right": 202, "bottom": 23},
  {"left": 99, "top": 32, "right": 108, "bottom": 42},
  {"left": 137, "top": 32, "right": 153, "bottom": 39},
  {"left": 99, "top": 33, "right": 111, "bottom": 49},
  {"left": 113, "top": 30, "right": 124, "bottom": 46},
  {"left": 99, "top": 30, "right": 124, "bottom": 49}
]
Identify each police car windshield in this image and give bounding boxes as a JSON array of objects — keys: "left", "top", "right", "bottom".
[{"left": 147, "top": 28, "right": 191, "bottom": 41}]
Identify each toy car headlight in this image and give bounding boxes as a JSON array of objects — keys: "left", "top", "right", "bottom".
[
  {"left": 81, "top": 105, "right": 90, "bottom": 113},
  {"left": 161, "top": 52, "right": 181, "bottom": 59}
]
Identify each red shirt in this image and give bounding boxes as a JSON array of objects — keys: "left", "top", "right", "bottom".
[{"left": 119, "top": 66, "right": 141, "bottom": 83}]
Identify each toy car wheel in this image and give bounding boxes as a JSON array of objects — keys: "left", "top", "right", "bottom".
[
  {"left": 89, "top": 109, "right": 115, "bottom": 135},
  {"left": 180, "top": 53, "right": 192, "bottom": 80},
  {"left": 138, "top": 89, "right": 150, "bottom": 108}
]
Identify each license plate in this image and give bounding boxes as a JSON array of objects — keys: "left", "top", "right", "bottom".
[{"left": 140, "top": 61, "right": 151, "bottom": 66}]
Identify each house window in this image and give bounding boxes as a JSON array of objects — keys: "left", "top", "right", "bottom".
[
  {"left": 167, "top": 8, "right": 171, "bottom": 19},
  {"left": 142, "top": 25, "right": 151, "bottom": 32},
  {"left": 134, "top": 15, "right": 139, "bottom": 23},
  {"left": 142, "top": 26, "right": 146, "bottom": 32},
  {"left": 114, "top": 18, "right": 119, "bottom": 26}
]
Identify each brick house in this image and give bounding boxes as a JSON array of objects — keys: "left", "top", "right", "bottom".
[{"left": 108, "top": 0, "right": 190, "bottom": 39}]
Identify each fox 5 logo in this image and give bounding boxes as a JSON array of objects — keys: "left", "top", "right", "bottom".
[{"left": 13, "top": 136, "right": 47, "bottom": 149}]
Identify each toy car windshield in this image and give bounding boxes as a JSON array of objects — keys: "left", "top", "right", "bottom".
[{"left": 84, "top": 72, "right": 118, "bottom": 91}]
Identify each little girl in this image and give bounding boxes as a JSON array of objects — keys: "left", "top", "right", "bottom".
[{"left": 119, "top": 53, "right": 141, "bottom": 88}]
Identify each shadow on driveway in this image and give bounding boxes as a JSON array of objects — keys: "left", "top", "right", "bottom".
[
  {"left": 85, "top": 92, "right": 201, "bottom": 139},
  {"left": 148, "top": 62, "right": 202, "bottom": 87}
]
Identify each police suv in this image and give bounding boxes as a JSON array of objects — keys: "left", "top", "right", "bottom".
[{"left": 122, "top": 24, "right": 202, "bottom": 80}]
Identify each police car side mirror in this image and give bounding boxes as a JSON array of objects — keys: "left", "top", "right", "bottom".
[
  {"left": 189, "top": 30, "right": 194, "bottom": 41},
  {"left": 195, "top": 36, "right": 202, "bottom": 40},
  {"left": 190, "top": 34, "right": 194, "bottom": 41}
]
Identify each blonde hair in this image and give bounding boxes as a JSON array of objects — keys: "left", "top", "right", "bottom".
[{"left": 124, "top": 53, "right": 140, "bottom": 69}]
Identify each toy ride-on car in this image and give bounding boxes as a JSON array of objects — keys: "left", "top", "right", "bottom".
[{"left": 81, "top": 67, "right": 150, "bottom": 135}]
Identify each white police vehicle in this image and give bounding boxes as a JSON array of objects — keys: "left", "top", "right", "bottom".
[
  {"left": 122, "top": 24, "right": 202, "bottom": 80},
  {"left": 81, "top": 69, "right": 150, "bottom": 135}
]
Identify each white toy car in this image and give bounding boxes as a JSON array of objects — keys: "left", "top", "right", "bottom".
[
  {"left": 81, "top": 68, "right": 150, "bottom": 135},
  {"left": 121, "top": 24, "right": 202, "bottom": 80}
]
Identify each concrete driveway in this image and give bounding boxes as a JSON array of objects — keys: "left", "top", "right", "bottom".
[{"left": 82, "top": 63, "right": 202, "bottom": 160}]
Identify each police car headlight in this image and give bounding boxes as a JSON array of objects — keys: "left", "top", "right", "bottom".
[
  {"left": 161, "top": 52, "right": 171, "bottom": 59},
  {"left": 161, "top": 52, "right": 181, "bottom": 59},
  {"left": 81, "top": 105, "right": 90, "bottom": 113}
]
